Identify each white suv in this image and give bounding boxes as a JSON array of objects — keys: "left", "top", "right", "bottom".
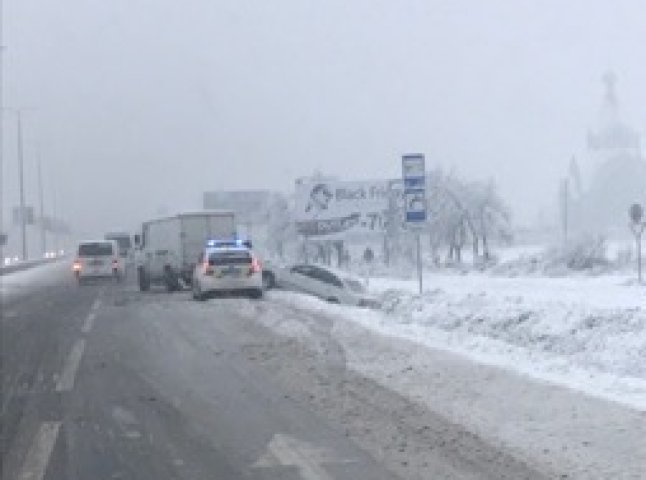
[
  {"left": 191, "top": 240, "right": 263, "bottom": 300},
  {"left": 73, "top": 240, "right": 124, "bottom": 284}
]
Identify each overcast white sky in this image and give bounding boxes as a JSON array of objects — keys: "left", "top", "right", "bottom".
[{"left": 2, "top": 0, "right": 646, "bottom": 236}]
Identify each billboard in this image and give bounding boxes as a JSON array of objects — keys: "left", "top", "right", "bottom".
[{"left": 295, "top": 179, "right": 398, "bottom": 237}]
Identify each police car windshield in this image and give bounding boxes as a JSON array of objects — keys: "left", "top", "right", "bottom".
[{"left": 208, "top": 250, "right": 252, "bottom": 265}]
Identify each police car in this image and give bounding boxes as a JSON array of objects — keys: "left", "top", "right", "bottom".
[{"left": 191, "top": 239, "right": 263, "bottom": 301}]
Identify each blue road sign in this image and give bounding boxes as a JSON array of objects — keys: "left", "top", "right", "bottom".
[{"left": 402, "top": 154, "right": 426, "bottom": 223}]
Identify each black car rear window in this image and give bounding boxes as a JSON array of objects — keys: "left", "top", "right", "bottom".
[
  {"left": 78, "top": 243, "right": 113, "bottom": 256},
  {"left": 209, "top": 250, "right": 251, "bottom": 265}
]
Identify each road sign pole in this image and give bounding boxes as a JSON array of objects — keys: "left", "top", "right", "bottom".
[
  {"left": 402, "top": 153, "right": 427, "bottom": 296},
  {"left": 629, "top": 204, "right": 645, "bottom": 284},
  {"left": 637, "top": 232, "right": 642, "bottom": 283},
  {"left": 416, "top": 232, "right": 422, "bottom": 294}
]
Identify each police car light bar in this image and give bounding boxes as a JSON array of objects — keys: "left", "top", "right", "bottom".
[{"left": 206, "top": 238, "right": 252, "bottom": 248}]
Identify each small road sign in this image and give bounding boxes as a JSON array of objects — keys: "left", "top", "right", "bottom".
[{"left": 402, "top": 154, "right": 426, "bottom": 223}]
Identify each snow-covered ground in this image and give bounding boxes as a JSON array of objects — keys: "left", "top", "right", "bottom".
[
  {"left": 0, "top": 260, "right": 70, "bottom": 303},
  {"left": 271, "top": 271, "right": 646, "bottom": 411},
  {"left": 262, "top": 284, "right": 646, "bottom": 477}
]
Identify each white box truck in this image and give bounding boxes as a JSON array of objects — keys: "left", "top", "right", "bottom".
[{"left": 135, "top": 211, "right": 236, "bottom": 292}]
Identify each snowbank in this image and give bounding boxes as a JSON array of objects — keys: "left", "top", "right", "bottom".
[
  {"left": 0, "top": 260, "right": 70, "bottom": 302},
  {"left": 271, "top": 271, "right": 646, "bottom": 410}
]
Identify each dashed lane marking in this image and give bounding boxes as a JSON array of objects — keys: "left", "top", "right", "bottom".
[
  {"left": 81, "top": 295, "right": 102, "bottom": 333},
  {"left": 81, "top": 311, "right": 96, "bottom": 334},
  {"left": 55, "top": 338, "right": 86, "bottom": 392},
  {"left": 90, "top": 297, "right": 102, "bottom": 312},
  {"left": 17, "top": 421, "right": 62, "bottom": 480}
]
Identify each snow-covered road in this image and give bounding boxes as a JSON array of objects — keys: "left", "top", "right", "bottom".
[{"left": 5, "top": 262, "right": 644, "bottom": 478}]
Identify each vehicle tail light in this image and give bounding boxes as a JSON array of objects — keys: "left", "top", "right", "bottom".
[
  {"left": 249, "top": 257, "right": 261, "bottom": 275},
  {"left": 202, "top": 260, "right": 214, "bottom": 275},
  {"left": 73, "top": 260, "right": 82, "bottom": 271}
]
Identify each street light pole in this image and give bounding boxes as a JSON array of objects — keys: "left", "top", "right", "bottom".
[
  {"left": 17, "top": 110, "right": 27, "bottom": 260},
  {"left": 0, "top": 0, "right": 5, "bottom": 258},
  {"left": 37, "top": 149, "right": 46, "bottom": 256}
]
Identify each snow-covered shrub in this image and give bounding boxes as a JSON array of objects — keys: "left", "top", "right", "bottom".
[
  {"left": 544, "top": 235, "right": 609, "bottom": 271},
  {"left": 491, "top": 236, "right": 612, "bottom": 276}
]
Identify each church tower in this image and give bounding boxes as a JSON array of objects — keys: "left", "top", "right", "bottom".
[
  {"left": 573, "top": 72, "right": 646, "bottom": 235},
  {"left": 586, "top": 72, "right": 641, "bottom": 179}
]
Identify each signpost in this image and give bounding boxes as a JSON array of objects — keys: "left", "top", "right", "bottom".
[
  {"left": 402, "top": 154, "right": 426, "bottom": 294},
  {"left": 629, "top": 203, "right": 644, "bottom": 283}
]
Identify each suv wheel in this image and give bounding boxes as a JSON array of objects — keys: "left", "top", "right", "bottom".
[
  {"left": 192, "top": 281, "right": 206, "bottom": 301},
  {"left": 249, "top": 289, "right": 263, "bottom": 300},
  {"left": 262, "top": 271, "right": 275, "bottom": 290},
  {"left": 138, "top": 268, "right": 150, "bottom": 292}
]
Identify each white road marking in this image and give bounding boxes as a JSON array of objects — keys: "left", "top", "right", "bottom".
[
  {"left": 253, "top": 433, "right": 351, "bottom": 480},
  {"left": 81, "top": 311, "right": 96, "bottom": 333},
  {"left": 18, "top": 421, "right": 62, "bottom": 480},
  {"left": 112, "top": 406, "right": 142, "bottom": 440},
  {"left": 55, "top": 338, "right": 86, "bottom": 392},
  {"left": 81, "top": 295, "right": 102, "bottom": 333},
  {"left": 91, "top": 297, "right": 102, "bottom": 312}
]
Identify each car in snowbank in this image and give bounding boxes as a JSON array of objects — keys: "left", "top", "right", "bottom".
[{"left": 263, "top": 262, "right": 380, "bottom": 308}]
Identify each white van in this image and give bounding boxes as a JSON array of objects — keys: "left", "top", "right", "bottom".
[{"left": 73, "top": 240, "right": 124, "bottom": 283}]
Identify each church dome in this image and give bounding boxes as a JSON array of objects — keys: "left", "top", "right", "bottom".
[{"left": 587, "top": 72, "right": 641, "bottom": 153}]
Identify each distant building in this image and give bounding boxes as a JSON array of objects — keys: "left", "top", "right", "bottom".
[
  {"left": 202, "top": 190, "right": 289, "bottom": 256},
  {"left": 570, "top": 73, "right": 646, "bottom": 235}
]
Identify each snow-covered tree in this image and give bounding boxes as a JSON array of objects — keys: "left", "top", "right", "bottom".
[{"left": 427, "top": 170, "right": 512, "bottom": 265}]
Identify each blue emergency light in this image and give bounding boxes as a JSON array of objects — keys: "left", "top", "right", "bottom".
[{"left": 206, "top": 238, "right": 252, "bottom": 248}]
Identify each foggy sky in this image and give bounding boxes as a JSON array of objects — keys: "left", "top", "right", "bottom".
[{"left": 3, "top": 0, "right": 646, "bottom": 237}]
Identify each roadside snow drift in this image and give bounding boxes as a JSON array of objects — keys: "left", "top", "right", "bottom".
[{"left": 272, "top": 272, "right": 646, "bottom": 410}]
